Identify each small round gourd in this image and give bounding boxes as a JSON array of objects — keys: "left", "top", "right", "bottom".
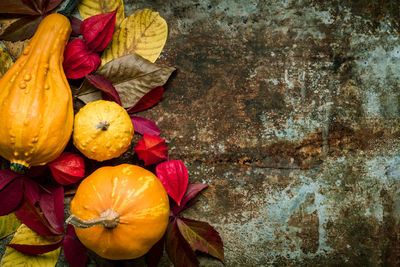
[
  {"left": 67, "top": 164, "right": 169, "bottom": 260},
  {"left": 73, "top": 100, "right": 134, "bottom": 161}
]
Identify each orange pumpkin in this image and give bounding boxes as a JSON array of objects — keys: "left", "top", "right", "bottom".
[{"left": 67, "top": 164, "right": 170, "bottom": 260}]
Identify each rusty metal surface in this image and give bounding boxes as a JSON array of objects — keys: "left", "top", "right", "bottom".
[
  {"left": 1, "top": 0, "right": 400, "bottom": 266},
  {"left": 128, "top": 0, "right": 400, "bottom": 266}
]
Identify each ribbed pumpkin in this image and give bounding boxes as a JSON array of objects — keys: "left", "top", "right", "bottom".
[
  {"left": 0, "top": 14, "right": 73, "bottom": 173},
  {"left": 67, "top": 164, "right": 170, "bottom": 260},
  {"left": 73, "top": 100, "right": 134, "bottom": 161}
]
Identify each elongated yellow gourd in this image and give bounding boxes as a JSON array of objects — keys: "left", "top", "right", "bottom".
[{"left": 0, "top": 14, "right": 73, "bottom": 173}]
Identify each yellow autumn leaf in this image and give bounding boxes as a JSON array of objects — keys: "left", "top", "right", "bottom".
[
  {"left": 78, "top": 0, "right": 125, "bottom": 26},
  {"left": 0, "top": 213, "right": 21, "bottom": 240},
  {"left": 1, "top": 224, "right": 61, "bottom": 267},
  {"left": 0, "top": 46, "right": 13, "bottom": 78},
  {"left": 101, "top": 9, "right": 168, "bottom": 67}
]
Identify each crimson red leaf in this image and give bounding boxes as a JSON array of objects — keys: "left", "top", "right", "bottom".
[
  {"left": 27, "top": 165, "right": 46, "bottom": 178},
  {"left": 23, "top": 177, "right": 40, "bottom": 204},
  {"left": 0, "top": 170, "right": 20, "bottom": 190},
  {"left": 166, "top": 218, "right": 199, "bottom": 267},
  {"left": 63, "top": 225, "right": 88, "bottom": 267},
  {"left": 0, "top": 16, "right": 42, "bottom": 41},
  {"left": 145, "top": 234, "right": 165, "bottom": 267},
  {"left": 177, "top": 217, "right": 225, "bottom": 264},
  {"left": 131, "top": 116, "right": 161, "bottom": 136},
  {"left": 134, "top": 134, "right": 168, "bottom": 165},
  {"left": 127, "top": 86, "right": 164, "bottom": 113},
  {"left": 70, "top": 16, "right": 82, "bottom": 36},
  {"left": 39, "top": 186, "right": 64, "bottom": 234},
  {"left": 156, "top": 160, "right": 189, "bottom": 206},
  {"left": 15, "top": 195, "right": 60, "bottom": 236},
  {"left": 0, "top": 179, "right": 24, "bottom": 216},
  {"left": 0, "top": 0, "right": 39, "bottom": 15},
  {"left": 48, "top": 152, "right": 85, "bottom": 185},
  {"left": 63, "top": 38, "right": 101, "bottom": 79},
  {"left": 9, "top": 238, "right": 63, "bottom": 255},
  {"left": 80, "top": 9, "right": 116, "bottom": 52},
  {"left": 85, "top": 74, "right": 122, "bottom": 105},
  {"left": 171, "top": 184, "right": 208, "bottom": 216}
]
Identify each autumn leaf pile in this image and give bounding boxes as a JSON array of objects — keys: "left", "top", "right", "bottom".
[{"left": 0, "top": 0, "right": 224, "bottom": 266}]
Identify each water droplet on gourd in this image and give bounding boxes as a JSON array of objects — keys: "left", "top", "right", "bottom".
[{"left": 23, "top": 46, "right": 31, "bottom": 55}]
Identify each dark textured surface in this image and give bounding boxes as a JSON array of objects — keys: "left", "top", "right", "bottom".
[
  {"left": 129, "top": 0, "right": 400, "bottom": 265},
  {"left": 1, "top": 0, "right": 400, "bottom": 266}
]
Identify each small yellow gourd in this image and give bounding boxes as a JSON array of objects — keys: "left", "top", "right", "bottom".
[
  {"left": 0, "top": 14, "right": 73, "bottom": 173},
  {"left": 73, "top": 100, "right": 134, "bottom": 161}
]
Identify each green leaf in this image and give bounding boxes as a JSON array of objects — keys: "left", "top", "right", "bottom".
[
  {"left": 0, "top": 213, "right": 21, "bottom": 240},
  {"left": 0, "top": 224, "right": 61, "bottom": 267}
]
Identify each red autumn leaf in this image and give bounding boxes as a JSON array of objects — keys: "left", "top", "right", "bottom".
[
  {"left": 145, "top": 234, "right": 165, "bottom": 267},
  {"left": 48, "top": 152, "right": 85, "bottom": 185},
  {"left": 166, "top": 218, "right": 199, "bottom": 267},
  {"left": 0, "top": 0, "right": 39, "bottom": 15},
  {"left": 63, "top": 38, "right": 101, "bottom": 79},
  {"left": 80, "top": 9, "right": 116, "bottom": 52},
  {"left": 85, "top": 74, "right": 122, "bottom": 105},
  {"left": 26, "top": 165, "right": 46, "bottom": 178},
  {"left": 70, "top": 16, "right": 82, "bottom": 36},
  {"left": 177, "top": 217, "right": 225, "bottom": 264},
  {"left": 171, "top": 183, "right": 208, "bottom": 216},
  {"left": 131, "top": 116, "right": 161, "bottom": 136},
  {"left": 134, "top": 134, "right": 168, "bottom": 165},
  {"left": 15, "top": 195, "right": 60, "bottom": 236},
  {"left": 63, "top": 225, "right": 89, "bottom": 267},
  {"left": 127, "top": 86, "right": 164, "bottom": 114},
  {"left": 0, "top": 178, "right": 24, "bottom": 216},
  {"left": 23, "top": 177, "right": 40, "bottom": 204},
  {"left": 38, "top": 186, "right": 64, "bottom": 234},
  {"left": 0, "top": 170, "right": 20, "bottom": 190},
  {"left": 156, "top": 160, "right": 189, "bottom": 206},
  {"left": 8, "top": 238, "right": 63, "bottom": 255}
]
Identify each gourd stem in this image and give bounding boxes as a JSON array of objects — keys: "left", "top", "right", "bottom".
[
  {"left": 66, "top": 208, "right": 120, "bottom": 229},
  {"left": 95, "top": 121, "right": 110, "bottom": 131}
]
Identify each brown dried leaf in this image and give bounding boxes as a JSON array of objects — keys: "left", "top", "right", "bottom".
[
  {"left": 77, "top": 54, "right": 175, "bottom": 108},
  {"left": 3, "top": 40, "right": 28, "bottom": 59},
  {"left": 0, "top": 16, "right": 42, "bottom": 41},
  {"left": 0, "top": 46, "right": 13, "bottom": 78}
]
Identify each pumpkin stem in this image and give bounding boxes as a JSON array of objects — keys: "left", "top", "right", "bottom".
[
  {"left": 95, "top": 121, "right": 110, "bottom": 131},
  {"left": 10, "top": 161, "right": 29, "bottom": 174},
  {"left": 66, "top": 209, "right": 120, "bottom": 229}
]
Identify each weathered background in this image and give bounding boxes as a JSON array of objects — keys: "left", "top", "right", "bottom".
[{"left": 2, "top": 0, "right": 400, "bottom": 266}]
